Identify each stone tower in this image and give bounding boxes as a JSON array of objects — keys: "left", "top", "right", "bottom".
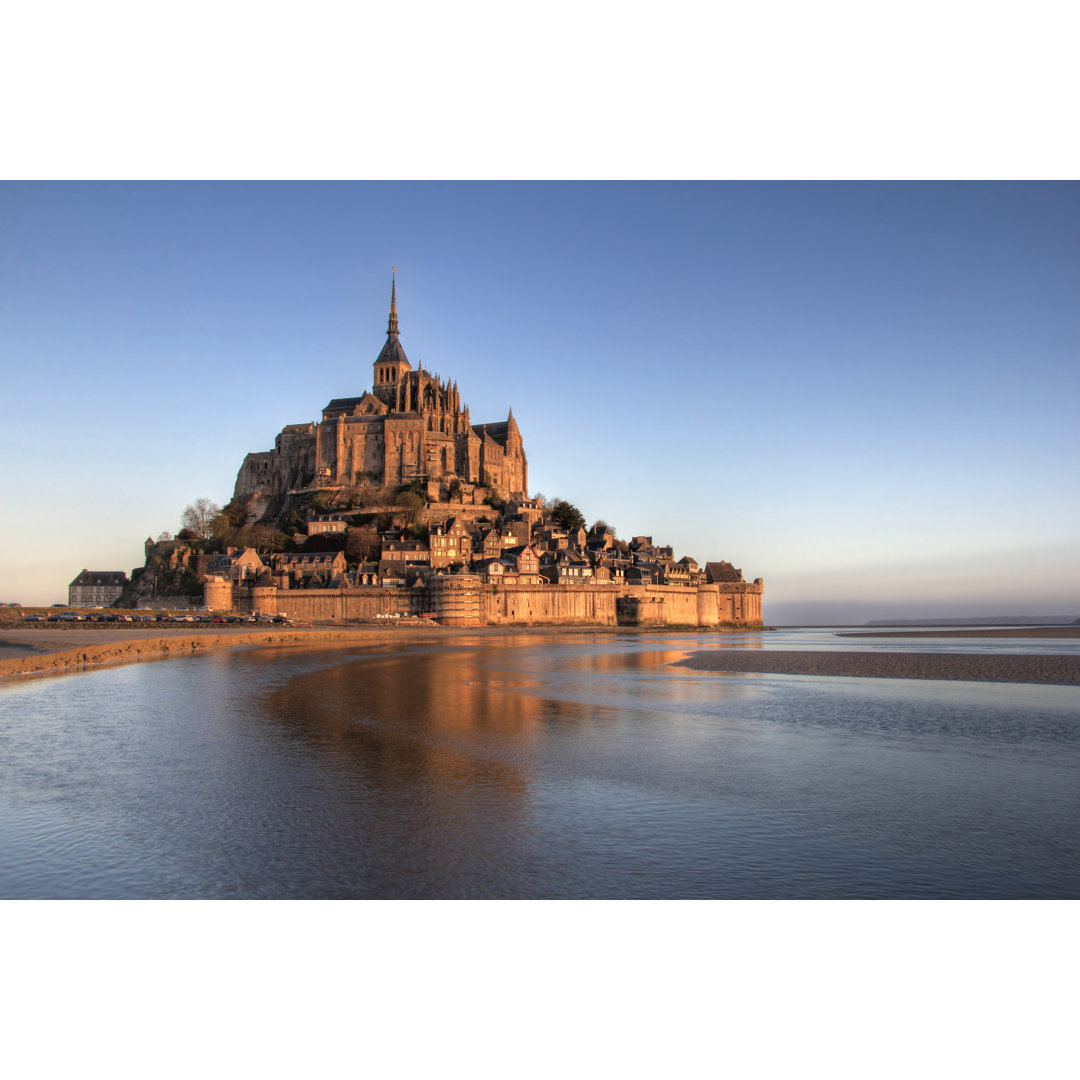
[{"left": 373, "top": 270, "right": 412, "bottom": 404}]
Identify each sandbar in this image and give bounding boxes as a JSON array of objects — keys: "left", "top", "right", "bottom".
[
  {"left": 674, "top": 649, "right": 1080, "bottom": 685},
  {"left": 0, "top": 625, "right": 445, "bottom": 678},
  {"left": 839, "top": 626, "right": 1080, "bottom": 639}
]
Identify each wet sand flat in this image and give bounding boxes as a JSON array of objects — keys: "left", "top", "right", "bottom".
[
  {"left": 674, "top": 649, "right": 1080, "bottom": 686},
  {"left": 0, "top": 626, "right": 445, "bottom": 676},
  {"left": 839, "top": 626, "right": 1080, "bottom": 639},
  {"left": 0, "top": 622, "right": 629, "bottom": 676}
]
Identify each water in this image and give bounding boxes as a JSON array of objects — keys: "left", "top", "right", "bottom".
[{"left": 1, "top": 629, "right": 1078, "bottom": 898}]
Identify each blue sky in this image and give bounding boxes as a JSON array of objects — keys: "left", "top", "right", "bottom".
[{"left": 2, "top": 181, "right": 1077, "bottom": 621}]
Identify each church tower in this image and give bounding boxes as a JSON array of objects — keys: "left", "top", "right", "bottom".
[{"left": 372, "top": 270, "right": 412, "bottom": 404}]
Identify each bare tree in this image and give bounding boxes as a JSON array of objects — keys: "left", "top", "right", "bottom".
[
  {"left": 180, "top": 498, "right": 221, "bottom": 540},
  {"left": 248, "top": 524, "right": 274, "bottom": 552},
  {"left": 346, "top": 525, "right": 380, "bottom": 564}
]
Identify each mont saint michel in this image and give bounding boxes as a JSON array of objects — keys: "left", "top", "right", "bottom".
[
  {"left": 150, "top": 278, "right": 764, "bottom": 628},
  {"left": 4, "top": 187, "right": 1079, "bottom": 912}
]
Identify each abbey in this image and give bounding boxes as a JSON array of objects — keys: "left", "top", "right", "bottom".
[{"left": 234, "top": 276, "right": 527, "bottom": 504}]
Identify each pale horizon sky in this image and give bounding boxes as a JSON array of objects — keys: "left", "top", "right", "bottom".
[{"left": 2, "top": 181, "right": 1076, "bottom": 623}]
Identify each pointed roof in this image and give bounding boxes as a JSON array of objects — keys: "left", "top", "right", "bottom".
[
  {"left": 375, "top": 270, "right": 412, "bottom": 371},
  {"left": 388, "top": 268, "right": 399, "bottom": 336}
]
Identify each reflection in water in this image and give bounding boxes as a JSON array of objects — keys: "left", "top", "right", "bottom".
[{"left": 1, "top": 631, "right": 1078, "bottom": 898}]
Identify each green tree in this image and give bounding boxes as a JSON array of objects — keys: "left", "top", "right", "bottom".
[
  {"left": 220, "top": 499, "right": 249, "bottom": 529},
  {"left": 396, "top": 490, "right": 425, "bottom": 527},
  {"left": 301, "top": 533, "right": 346, "bottom": 553},
  {"left": 551, "top": 500, "right": 585, "bottom": 531}
]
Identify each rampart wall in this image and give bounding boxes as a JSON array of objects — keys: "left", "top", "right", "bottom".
[
  {"left": 484, "top": 585, "right": 619, "bottom": 626},
  {"left": 226, "top": 579, "right": 764, "bottom": 628},
  {"left": 235, "top": 586, "right": 417, "bottom": 623}
]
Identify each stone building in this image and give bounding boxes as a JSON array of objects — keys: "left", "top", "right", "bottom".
[
  {"left": 233, "top": 275, "right": 528, "bottom": 505},
  {"left": 205, "top": 548, "right": 264, "bottom": 584},
  {"left": 69, "top": 570, "right": 128, "bottom": 607}
]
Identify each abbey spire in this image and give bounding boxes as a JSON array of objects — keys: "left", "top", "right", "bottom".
[
  {"left": 387, "top": 266, "right": 399, "bottom": 337},
  {"left": 373, "top": 268, "right": 411, "bottom": 397}
]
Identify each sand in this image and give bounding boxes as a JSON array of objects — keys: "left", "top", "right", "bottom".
[
  {"left": 839, "top": 626, "right": 1080, "bottom": 639},
  {"left": 674, "top": 649, "right": 1080, "bottom": 686},
  {"left": 4, "top": 623, "right": 1079, "bottom": 686},
  {"left": 0, "top": 625, "right": 445, "bottom": 678}
]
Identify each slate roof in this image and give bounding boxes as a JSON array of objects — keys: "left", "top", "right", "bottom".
[
  {"left": 705, "top": 561, "right": 743, "bottom": 583},
  {"left": 473, "top": 421, "right": 508, "bottom": 445},
  {"left": 325, "top": 396, "right": 366, "bottom": 412},
  {"left": 69, "top": 570, "right": 127, "bottom": 587},
  {"left": 374, "top": 334, "right": 410, "bottom": 370}
]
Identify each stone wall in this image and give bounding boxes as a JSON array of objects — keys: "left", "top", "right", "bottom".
[
  {"left": 235, "top": 586, "right": 420, "bottom": 623},
  {"left": 485, "top": 585, "right": 619, "bottom": 626},
  {"left": 229, "top": 579, "right": 764, "bottom": 628},
  {"left": 715, "top": 581, "right": 764, "bottom": 625}
]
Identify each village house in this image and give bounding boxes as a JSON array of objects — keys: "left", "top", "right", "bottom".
[
  {"left": 271, "top": 550, "right": 347, "bottom": 589},
  {"left": 479, "top": 527, "right": 502, "bottom": 560},
  {"left": 429, "top": 518, "right": 472, "bottom": 568},
  {"left": 206, "top": 548, "right": 264, "bottom": 584},
  {"left": 68, "top": 570, "right": 128, "bottom": 607},
  {"left": 539, "top": 549, "right": 594, "bottom": 585},
  {"left": 624, "top": 565, "right": 655, "bottom": 586},
  {"left": 307, "top": 511, "right": 355, "bottom": 535},
  {"left": 380, "top": 538, "right": 431, "bottom": 567}
]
